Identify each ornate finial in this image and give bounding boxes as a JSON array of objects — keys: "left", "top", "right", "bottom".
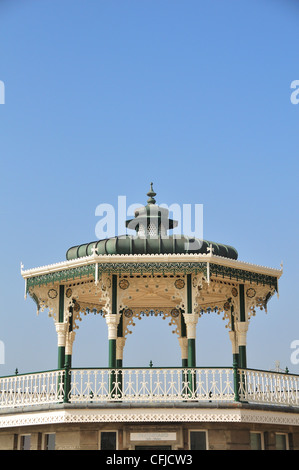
[
  {"left": 91, "top": 245, "right": 98, "bottom": 257},
  {"left": 147, "top": 182, "right": 156, "bottom": 205},
  {"left": 207, "top": 243, "right": 214, "bottom": 255}
]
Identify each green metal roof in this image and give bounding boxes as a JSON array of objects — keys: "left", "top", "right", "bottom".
[{"left": 66, "top": 235, "right": 238, "bottom": 260}]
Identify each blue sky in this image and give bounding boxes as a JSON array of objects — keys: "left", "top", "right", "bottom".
[{"left": 0, "top": 0, "right": 298, "bottom": 376}]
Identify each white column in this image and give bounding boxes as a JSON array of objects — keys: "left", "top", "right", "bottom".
[
  {"left": 116, "top": 337, "right": 126, "bottom": 362},
  {"left": 178, "top": 337, "right": 188, "bottom": 363},
  {"left": 229, "top": 330, "right": 239, "bottom": 355}
]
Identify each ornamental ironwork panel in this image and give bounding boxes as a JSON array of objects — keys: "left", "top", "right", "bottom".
[
  {"left": 26, "top": 262, "right": 207, "bottom": 289},
  {"left": 25, "top": 261, "right": 278, "bottom": 291},
  {"left": 210, "top": 264, "right": 278, "bottom": 290}
]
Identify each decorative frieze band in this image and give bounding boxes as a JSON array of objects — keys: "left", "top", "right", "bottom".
[
  {"left": 1, "top": 406, "right": 298, "bottom": 428},
  {"left": 25, "top": 261, "right": 278, "bottom": 290}
]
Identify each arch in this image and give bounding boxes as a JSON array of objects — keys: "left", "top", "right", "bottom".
[
  {"left": 123, "top": 313, "right": 181, "bottom": 367},
  {"left": 195, "top": 312, "right": 232, "bottom": 367},
  {"left": 70, "top": 312, "right": 108, "bottom": 368}
]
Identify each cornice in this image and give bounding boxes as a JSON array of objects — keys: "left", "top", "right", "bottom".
[
  {"left": 21, "top": 252, "right": 282, "bottom": 280},
  {"left": 0, "top": 405, "right": 298, "bottom": 428}
]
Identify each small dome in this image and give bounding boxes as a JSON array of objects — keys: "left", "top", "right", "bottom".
[
  {"left": 125, "top": 183, "right": 178, "bottom": 237},
  {"left": 66, "top": 184, "right": 238, "bottom": 261}
]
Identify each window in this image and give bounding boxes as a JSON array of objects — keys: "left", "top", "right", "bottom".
[
  {"left": 250, "top": 432, "right": 264, "bottom": 450},
  {"left": 44, "top": 433, "right": 56, "bottom": 450},
  {"left": 100, "top": 432, "right": 117, "bottom": 450},
  {"left": 189, "top": 431, "right": 207, "bottom": 450},
  {"left": 20, "top": 435, "right": 31, "bottom": 450},
  {"left": 275, "top": 433, "right": 289, "bottom": 450}
]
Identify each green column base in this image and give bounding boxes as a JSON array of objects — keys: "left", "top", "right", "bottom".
[
  {"left": 65, "top": 354, "right": 72, "bottom": 368},
  {"left": 63, "top": 361, "right": 71, "bottom": 404},
  {"left": 109, "top": 339, "right": 116, "bottom": 397},
  {"left": 187, "top": 338, "right": 196, "bottom": 367},
  {"left": 239, "top": 345, "right": 247, "bottom": 369},
  {"left": 58, "top": 346, "right": 65, "bottom": 370},
  {"left": 181, "top": 358, "right": 188, "bottom": 398},
  {"left": 116, "top": 359, "right": 123, "bottom": 400},
  {"left": 109, "top": 339, "right": 116, "bottom": 368},
  {"left": 233, "top": 353, "right": 240, "bottom": 402},
  {"left": 238, "top": 346, "right": 247, "bottom": 402},
  {"left": 182, "top": 358, "right": 188, "bottom": 368},
  {"left": 116, "top": 359, "right": 122, "bottom": 368},
  {"left": 187, "top": 339, "right": 196, "bottom": 396}
]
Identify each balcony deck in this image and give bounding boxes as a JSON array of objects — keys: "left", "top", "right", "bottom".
[{"left": 0, "top": 367, "right": 298, "bottom": 411}]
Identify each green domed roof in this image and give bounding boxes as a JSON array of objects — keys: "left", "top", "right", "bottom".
[
  {"left": 66, "top": 235, "right": 238, "bottom": 260},
  {"left": 66, "top": 184, "right": 238, "bottom": 261}
]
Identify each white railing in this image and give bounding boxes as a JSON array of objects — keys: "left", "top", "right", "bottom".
[
  {"left": 0, "top": 370, "right": 65, "bottom": 408},
  {"left": 239, "top": 369, "right": 299, "bottom": 406},
  {"left": 68, "top": 367, "right": 235, "bottom": 404},
  {"left": 0, "top": 368, "right": 298, "bottom": 409}
]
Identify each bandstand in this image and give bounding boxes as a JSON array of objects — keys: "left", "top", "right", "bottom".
[{"left": 0, "top": 184, "right": 298, "bottom": 451}]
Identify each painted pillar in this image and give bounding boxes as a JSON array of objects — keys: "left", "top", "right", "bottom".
[
  {"left": 182, "top": 274, "right": 199, "bottom": 395},
  {"left": 178, "top": 337, "right": 188, "bottom": 396},
  {"left": 56, "top": 285, "right": 66, "bottom": 369},
  {"left": 116, "top": 315, "right": 124, "bottom": 368},
  {"left": 55, "top": 285, "right": 68, "bottom": 401},
  {"left": 186, "top": 274, "right": 196, "bottom": 368},
  {"left": 63, "top": 307, "right": 75, "bottom": 404},
  {"left": 116, "top": 337, "right": 126, "bottom": 368},
  {"left": 178, "top": 312, "right": 188, "bottom": 396},
  {"left": 238, "top": 284, "right": 248, "bottom": 369},
  {"left": 179, "top": 312, "right": 188, "bottom": 367},
  {"left": 65, "top": 306, "right": 74, "bottom": 369},
  {"left": 110, "top": 274, "right": 117, "bottom": 368},
  {"left": 116, "top": 314, "right": 125, "bottom": 399},
  {"left": 229, "top": 306, "right": 240, "bottom": 402},
  {"left": 105, "top": 274, "right": 121, "bottom": 396},
  {"left": 106, "top": 314, "right": 120, "bottom": 364}
]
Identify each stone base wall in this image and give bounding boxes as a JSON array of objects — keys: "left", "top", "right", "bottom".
[{"left": 1, "top": 421, "right": 299, "bottom": 450}]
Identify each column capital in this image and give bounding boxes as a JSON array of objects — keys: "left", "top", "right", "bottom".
[
  {"left": 55, "top": 322, "right": 68, "bottom": 347},
  {"left": 182, "top": 313, "right": 199, "bottom": 339},
  {"left": 235, "top": 321, "right": 249, "bottom": 346},
  {"left": 65, "top": 331, "right": 76, "bottom": 356},
  {"left": 105, "top": 313, "right": 121, "bottom": 340}
]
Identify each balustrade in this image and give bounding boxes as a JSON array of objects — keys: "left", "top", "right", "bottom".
[
  {"left": 0, "top": 367, "right": 298, "bottom": 409},
  {"left": 0, "top": 370, "right": 65, "bottom": 408},
  {"left": 239, "top": 369, "right": 299, "bottom": 406}
]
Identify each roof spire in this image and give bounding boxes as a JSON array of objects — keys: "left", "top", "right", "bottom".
[{"left": 146, "top": 182, "right": 156, "bottom": 205}]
